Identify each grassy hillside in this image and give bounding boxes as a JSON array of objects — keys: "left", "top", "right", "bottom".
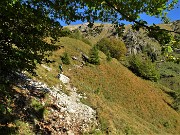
[{"left": 35, "top": 37, "right": 180, "bottom": 134}]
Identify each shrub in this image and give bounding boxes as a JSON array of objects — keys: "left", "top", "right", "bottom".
[
  {"left": 69, "top": 29, "right": 92, "bottom": 45},
  {"left": 69, "top": 29, "right": 82, "bottom": 39},
  {"left": 96, "top": 37, "right": 127, "bottom": 60},
  {"left": 59, "top": 27, "right": 71, "bottom": 37},
  {"left": 89, "top": 45, "right": 100, "bottom": 65},
  {"left": 128, "top": 55, "right": 160, "bottom": 81},
  {"left": 81, "top": 38, "right": 92, "bottom": 46},
  {"left": 172, "top": 93, "right": 180, "bottom": 112},
  {"left": 15, "top": 120, "right": 34, "bottom": 134},
  {"left": 61, "top": 52, "right": 70, "bottom": 65},
  {"left": 158, "top": 61, "right": 180, "bottom": 92},
  {"left": 30, "top": 98, "right": 45, "bottom": 119},
  {"left": 106, "top": 50, "right": 112, "bottom": 61}
]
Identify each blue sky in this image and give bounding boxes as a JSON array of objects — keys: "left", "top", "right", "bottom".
[{"left": 60, "top": 3, "right": 180, "bottom": 26}]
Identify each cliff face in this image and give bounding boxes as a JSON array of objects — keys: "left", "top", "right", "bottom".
[{"left": 122, "top": 29, "right": 161, "bottom": 55}]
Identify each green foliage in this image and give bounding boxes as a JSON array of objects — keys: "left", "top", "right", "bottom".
[
  {"left": 99, "top": 117, "right": 109, "bottom": 133},
  {"left": 69, "top": 29, "right": 82, "bottom": 39},
  {"left": 158, "top": 62, "right": 180, "bottom": 92},
  {"left": 15, "top": 120, "right": 34, "bottom": 135},
  {"left": 31, "top": 98, "right": 43, "bottom": 112},
  {"left": 59, "top": 27, "right": 71, "bottom": 37},
  {"left": 69, "top": 29, "right": 92, "bottom": 45},
  {"left": 30, "top": 98, "right": 45, "bottom": 119},
  {"left": 144, "top": 45, "right": 158, "bottom": 62},
  {"left": 172, "top": 94, "right": 180, "bottom": 112},
  {"left": 94, "top": 88, "right": 100, "bottom": 94},
  {"left": 124, "top": 126, "right": 134, "bottom": 135},
  {"left": 0, "top": 104, "right": 6, "bottom": 115},
  {"left": 96, "top": 38, "right": 127, "bottom": 61},
  {"left": 89, "top": 45, "right": 100, "bottom": 65},
  {"left": 0, "top": 0, "right": 178, "bottom": 86},
  {"left": 148, "top": 25, "right": 172, "bottom": 45},
  {"left": 0, "top": 0, "right": 179, "bottom": 132},
  {"left": 61, "top": 52, "right": 70, "bottom": 65},
  {"left": 161, "top": 36, "right": 180, "bottom": 63},
  {"left": 128, "top": 55, "right": 160, "bottom": 81},
  {"left": 106, "top": 50, "right": 112, "bottom": 61},
  {"left": 0, "top": 0, "right": 60, "bottom": 84}
]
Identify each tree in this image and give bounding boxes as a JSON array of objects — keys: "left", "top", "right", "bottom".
[
  {"left": 128, "top": 55, "right": 160, "bottom": 82},
  {"left": 0, "top": 0, "right": 59, "bottom": 85},
  {"left": 61, "top": 52, "right": 70, "bottom": 65},
  {"left": 96, "top": 38, "right": 127, "bottom": 60},
  {"left": 89, "top": 45, "right": 100, "bottom": 65},
  {"left": 0, "top": 0, "right": 179, "bottom": 85}
]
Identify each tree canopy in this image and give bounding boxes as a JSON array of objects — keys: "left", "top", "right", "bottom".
[{"left": 0, "top": 0, "right": 179, "bottom": 85}]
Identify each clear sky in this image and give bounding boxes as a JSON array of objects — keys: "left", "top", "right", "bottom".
[{"left": 60, "top": 2, "right": 180, "bottom": 26}]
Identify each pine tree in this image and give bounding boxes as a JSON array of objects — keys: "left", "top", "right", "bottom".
[
  {"left": 61, "top": 52, "right": 70, "bottom": 65},
  {"left": 89, "top": 45, "right": 100, "bottom": 65}
]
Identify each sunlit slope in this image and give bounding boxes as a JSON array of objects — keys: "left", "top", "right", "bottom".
[
  {"left": 37, "top": 37, "right": 180, "bottom": 134},
  {"left": 67, "top": 61, "right": 180, "bottom": 134}
]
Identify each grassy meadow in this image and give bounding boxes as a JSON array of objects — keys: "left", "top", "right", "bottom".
[{"left": 33, "top": 36, "right": 180, "bottom": 134}]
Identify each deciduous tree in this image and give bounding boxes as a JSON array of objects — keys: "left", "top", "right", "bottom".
[{"left": 0, "top": 0, "right": 179, "bottom": 85}]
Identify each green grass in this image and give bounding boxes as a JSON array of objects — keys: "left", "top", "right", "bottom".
[
  {"left": 158, "top": 61, "right": 180, "bottom": 93},
  {"left": 32, "top": 37, "right": 180, "bottom": 134},
  {"left": 3, "top": 22, "right": 180, "bottom": 134},
  {"left": 14, "top": 120, "right": 34, "bottom": 135}
]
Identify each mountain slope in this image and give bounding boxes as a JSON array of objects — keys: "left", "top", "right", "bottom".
[{"left": 35, "top": 37, "right": 180, "bottom": 134}]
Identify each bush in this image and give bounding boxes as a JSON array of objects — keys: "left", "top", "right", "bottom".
[
  {"left": 158, "top": 61, "right": 180, "bottom": 92},
  {"left": 69, "top": 29, "right": 92, "bottom": 45},
  {"left": 128, "top": 55, "right": 160, "bottom": 81},
  {"left": 172, "top": 93, "right": 180, "bottom": 112},
  {"left": 69, "top": 29, "right": 82, "bottom": 39},
  {"left": 106, "top": 50, "right": 112, "bottom": 61},
  {"left": 89, "top": 45, "right": 100, "bottom": 65},
  {"left": 96, "top": 37, "right": 127, "bottom": 60},
  {"left": 59, "top": 27, "right": 71, "bottom": 37},
  {"left": 61, "top": 52, "right": 70, "bottom": 65}
]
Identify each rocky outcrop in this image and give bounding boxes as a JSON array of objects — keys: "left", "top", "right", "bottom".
[
  {"left": 172, "top": 20, "right": 180, "bottom": 33},
  {"left": 16, "top": 72, "right": 97, "bottom": 134},
  {"left": 123, "top": 29, "right": 160, "bottom": 56}
]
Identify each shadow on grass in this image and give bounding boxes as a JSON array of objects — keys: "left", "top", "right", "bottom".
[{"left": 0, "top": 78, "right": 51, "bottom": 134}]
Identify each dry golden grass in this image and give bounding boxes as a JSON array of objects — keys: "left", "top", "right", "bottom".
[
  {"left": 34, "top": 37, "right": 180, "bottom": 134},
  {"left": 67, "top": 60, "right": 180, "bottom": 134}
]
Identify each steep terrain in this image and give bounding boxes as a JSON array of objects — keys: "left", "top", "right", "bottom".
[
  {"left": 34, "top": 37, "right": 180, "bottom": 134},
  {"left": 1, "top": 21, "right": 180, "bottom": 134}
]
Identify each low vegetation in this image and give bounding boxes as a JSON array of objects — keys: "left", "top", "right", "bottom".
[
  {"left": 1, "top": 22, "right": 180, "bottom": 134},
  {"left": 61, "top": 52, "right": 71, "bottom": 65},
  {"left": 39, "top": 37, "right": 180, "bottom": 134},
  {"left": 158, "top": 61, "right": 180, "bottom": 93},
  {"left": 128, "top": 54, "right": 160, "bottom": 82},
  {"left": 1, "top": 0, "right": 180, "bottom": 134},
  {"left": 69, "top": 29, "right": 92, "bottom": 46},
  {"left": 89, "top": 45, "right": 100, "bottom": 65},
  {"left": 96, "top": 37, "right": 127, "bottom": 61}
]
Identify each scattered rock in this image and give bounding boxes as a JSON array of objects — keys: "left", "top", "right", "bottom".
[
  {"left": 41, "top": 64, "right": 52, "bottom": 71},
  {"left": 16, "top": 72, "right": 97, "bottom": 134},
  {"left": 72, "top": 56, "right": 78, "bottom": 60},
  {"left": 59, "top": 74, "right": 70, "bottom": 84}
]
